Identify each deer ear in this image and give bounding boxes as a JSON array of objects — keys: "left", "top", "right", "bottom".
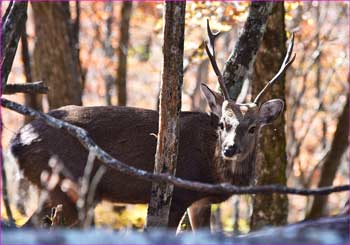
[
  {"left": 258, "top": 99, "right": 284, "bottom": 125},
  {"left": 201, "top": 84, "right": 224, "bottom": 117}
]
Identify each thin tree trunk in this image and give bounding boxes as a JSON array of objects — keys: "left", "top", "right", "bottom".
[
  {"left": 31, "top": 2, "right": 82, "bottom": 109},
  {"left": 211, "top": 206, "right": 222, "bottom": 233},
  {"left": 73, "top": 0, "right": 86, "bottom": 91},
  {"left": 17, "top": 26, "right": 33, "bottom": 214},
  {"left": 1, "top": 1, "right": 28, "bottom": 225},
  {"left": 250, "top": 2, "right": 288, "bottom": 230},
  {"left": 103, "top": 2, "right": 114, "bottom": 106},
  {"left": 307, "top": 94, "right": 349, "bottom": 220},
  {"left": 191, "top": 59, "right": 209, "bottom": 111},
  {"left": 1, "top": 151, "right": 15, "bottom": 225},
  {"left": 1, "top": 1, "right": 28, "bottom": 88},
  {"left": 21, "top": 24, "right": 42, "bottom": 123},
  {"left": 186, "top": 2, "right": 274, "bottom": 231},
  {"left": 146, "top": 1, "right": 186, "bottom": 228},
  {"left": 233, "top": 196, "right": 240, "bottom": 235},
  {"left": 116, "top": 2, "right": 132, "bottom": 106}
]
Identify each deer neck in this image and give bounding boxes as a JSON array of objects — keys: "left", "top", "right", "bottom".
[{"left": 211, "top": 138, "right": 256, "bottom": 186}]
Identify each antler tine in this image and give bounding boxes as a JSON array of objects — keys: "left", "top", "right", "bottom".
[
  {"left": 253, "top": 32, "right": 296, "bottom": 104},
  {"left": 205, "top": 19, "right": 230, "bottom": 100}
]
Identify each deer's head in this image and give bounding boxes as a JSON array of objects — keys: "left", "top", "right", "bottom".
[
  {"left": 201, "top": 20, "right": 295, "bottom": 161},
  {"left": 202, "top": 84, "right": 284, "bottom": 160}
]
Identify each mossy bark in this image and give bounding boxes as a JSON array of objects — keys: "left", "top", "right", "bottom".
[
  {"left": 223, "top": 2, "right": 273, "bottom": 100},
  {"left": 250, "top": 2, "right": 288, "bottom": 230},
  {"left": 146, "top": 1, "right": 186, "bottom": 228}
]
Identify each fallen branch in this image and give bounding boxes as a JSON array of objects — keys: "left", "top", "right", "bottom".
[
  {"left": 2, "top": 98, "right": 349, "bottom": 196},
  {"left": 3, "top": 81, "right": 48, "bottom": 94}
]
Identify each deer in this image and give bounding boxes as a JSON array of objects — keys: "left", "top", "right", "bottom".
[{"left": 10, "top": 21, "right": 295, "bottom": 230}]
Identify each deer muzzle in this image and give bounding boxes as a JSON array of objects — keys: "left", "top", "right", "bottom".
[{"left": 223, "top": 144, "right": 241, "bottom": 158}]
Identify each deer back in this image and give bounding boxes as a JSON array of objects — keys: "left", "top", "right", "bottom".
[{"left": 11, "top": 105, "right": 223, "bottom": 205}]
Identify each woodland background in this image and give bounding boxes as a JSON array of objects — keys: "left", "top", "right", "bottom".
[{"left": 1, "top": 1, "right": 349, "bottom": 234}]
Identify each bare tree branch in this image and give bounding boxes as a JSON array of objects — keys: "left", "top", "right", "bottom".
[
  {"left": 3, "top": 81, "right": 48, "bottom": 94},
  {"left": 1, "top": 1, "right": 28, "bottom": 88},
  {"left": 307, "top": 93, "right": 350, "bottom": 220},
  {"left": 2, "top": 98, "right": 349, "bottom": 197},
  {"left": 288, "top": 63, "right": 342, "bottom": 176}
]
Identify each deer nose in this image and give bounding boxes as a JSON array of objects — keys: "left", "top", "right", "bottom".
[{"left": 223, "top": 145, "right": 239, "bottom": 157}]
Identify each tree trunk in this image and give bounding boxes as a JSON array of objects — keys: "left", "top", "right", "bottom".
[
  {"left": 1, "top": 1, "right": 28, "bottom": 88},
  {"left": 17, "top": 27, "right": 33, "bottom": 213},
  {"left": 103, "top": 2, "right": 115, "bottom": 106},
  {"left": 146, "top": 1, "right": 186, "bottom": 228},
  {"left": 31, "top": 2, "right": 82, "bottom": 109},
  {"left": 1, "top": 151, "right": 15, "bottom": 225},
  {"left": 223, "top": 1, "right": 273, "bottom": 100},
  {"left": 187, "top": 2, "right": 274, "bottom": 231},
  {"left": 73, "top": 1, "right": 85, "bottom": 90},
  {"left": 250, "top": 2, "right": 288, "bottom": 230},
  {"left": 1, "top": 1, "right": 28, "bottom": 224},
  {"left": 116, "top": 2, "right": 132, "bottom": 106},
  {"left": 190, "top": 60, "right": 209, "bottom": 111},
  {"left": 307, "top": 95, "right": 349, "bottom": 220},
  {"left": 21, "top": 25, "right": 42, "bottom": 123}
]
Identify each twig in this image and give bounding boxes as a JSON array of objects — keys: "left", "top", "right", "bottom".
[
  {"left": 84, "top": 166, "right": 106, "bottom": 228},
  {"left": 77, "top": 151, "right": 107, "bottom": 227},
  {"left": 3, "top": 81, "right": 48, "bottom": 94},
  {"left": 289, "top": 64, "right": 340, "bottom": 169},
  {"left": 287, "top": 5, "right": 348, "bottom": 176},
  {"left": 78, "top": 151, "right": 96, "bottom": 224},
  {"left": 1, "top": 98, "right": 349, "bottom": 196},
  {"left": 50, "top": 204, "right": 64, "bottom": 228}
]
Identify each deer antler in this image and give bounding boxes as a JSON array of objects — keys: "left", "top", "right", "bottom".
[
  {"left": 253, "top": 32, "right": 296, "bottom": 104},
  {"left": 205, "top": 19, "right": 230, "bottom": 101}
]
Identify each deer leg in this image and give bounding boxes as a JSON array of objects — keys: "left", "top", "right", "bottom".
[
  {"left": 188, "top": 203, "right": 211, "bottom": 231},
  {"left": 22, "top": 201, "right": 53, "bottom": 228},
  {"left": 23, "top": 187, "right": 79, "bottom": 228},
  {"left": 168, "top": 203, "right": 187, "bottom": 230},
  {"left": 16, "top": 178, "right": 30, "bottom": 215}
]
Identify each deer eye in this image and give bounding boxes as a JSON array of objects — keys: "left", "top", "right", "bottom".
[{"left": 248, "top": 125, "right": 256, "bottom": 134}]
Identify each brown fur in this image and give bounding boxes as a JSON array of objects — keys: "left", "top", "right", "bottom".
[{"left": 11, "top": 106, "right": 256, "bottom": 228}]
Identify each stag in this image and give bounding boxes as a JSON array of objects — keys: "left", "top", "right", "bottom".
[{"left": 10, "top": 21, "right": 295, "bottom": 229}]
